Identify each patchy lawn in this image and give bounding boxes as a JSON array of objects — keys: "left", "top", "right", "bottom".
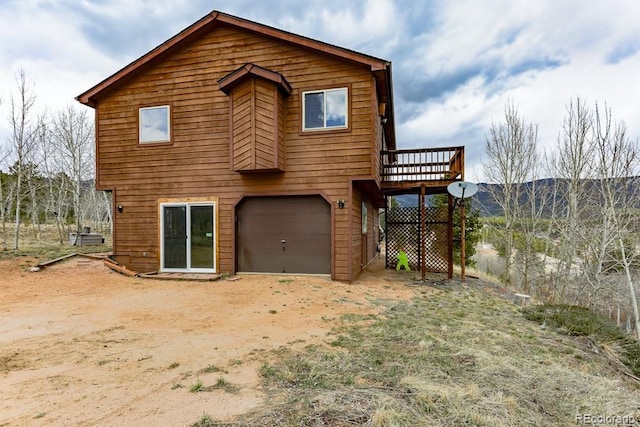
[
  {"left": 0, "top": 256, "right": 637, "bottom": 426},
  {"left": 0, "top": 256, "right": 413, "bottom": 426}
]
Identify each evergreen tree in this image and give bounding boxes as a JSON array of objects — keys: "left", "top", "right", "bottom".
[{"left": 431, "top": 194, "right": 480, "bottom": 266}]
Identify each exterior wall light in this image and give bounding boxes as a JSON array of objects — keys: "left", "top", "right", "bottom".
[
  {"left": 117, "top": 205, "right": 124, "bottom": 213},
  {"left": 337, "top": 200, "right": 345, "bottom": 209}
]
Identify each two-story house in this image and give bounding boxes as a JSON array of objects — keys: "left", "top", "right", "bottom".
[{"left": 77, "top": 11, "right": 464, "bottom": 281}]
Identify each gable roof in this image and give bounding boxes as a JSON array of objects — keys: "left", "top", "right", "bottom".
[{"left": 76, "top": 10, "right": 396, "bottom": 148}]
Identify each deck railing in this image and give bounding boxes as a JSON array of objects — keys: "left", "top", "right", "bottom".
[{"left": 381, "top": 146, "right": 464, "bottom": 183}]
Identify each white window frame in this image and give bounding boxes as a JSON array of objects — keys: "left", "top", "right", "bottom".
[
  {"left": 302, "top": 87, "right": 348, "bottom": 131},
  {"left": 139, "top": 105, "right": 171, "bottom": 144}
]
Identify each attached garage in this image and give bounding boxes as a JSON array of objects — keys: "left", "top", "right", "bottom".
[{"left": 236, "top": 195, "right": 331, "bottom": 274}]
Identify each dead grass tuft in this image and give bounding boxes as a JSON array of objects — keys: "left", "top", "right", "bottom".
[
  {"left": 208, "top": 280, "right": 639, "bottom": 426},
  {"left": 0, "top": 223, "right": 111, "bottom": 261}
]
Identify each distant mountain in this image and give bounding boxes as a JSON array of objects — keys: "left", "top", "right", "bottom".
[
  {"left": 388, "top": 177, "right": 640, "bottom": 217},
  {"left": 474, "top": 177, "right": 640, "bottom": 217},
  {"left": 393, "top": 194, "right": 420, "bottom": 207}
]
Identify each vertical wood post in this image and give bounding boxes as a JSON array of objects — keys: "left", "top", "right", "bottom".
[
  {"left": 460, "top": 199, "right": 466, "bottom": 282},
  {"left": 384, "top": 196, "right": 388, "bottom": 269},
  {"left": 420, "top": 184, "right": 426, "bottom": 281},
  {"left": 447, "top": 194, "right": 453, "bottom": 279}
]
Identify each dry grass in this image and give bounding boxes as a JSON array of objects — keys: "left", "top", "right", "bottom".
[
  {"left": 0, "top": 223, "right": 111, "bottom": 261},
  {"left": 5, "top": 224, "right": 636, "bottom": 426},
  {"left": 206, "top": 281, "right": 639, "bottom": 426}
]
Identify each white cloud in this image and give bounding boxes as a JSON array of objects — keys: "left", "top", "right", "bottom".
[
  {"left": 0, "top": 0, "right": 639, "bottom": 181},
  {"left": 0, "top": 1, "right": 119, "bottom": 112},
  {"left": 277, "top": 0, "right": 399, "bottom": 56},
  {"left": 390, "top": 0, "right": 640, "bottom": 180}
]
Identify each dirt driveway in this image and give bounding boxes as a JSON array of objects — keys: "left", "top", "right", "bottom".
[{"left": 0, "top": 256, "right": 418, "bottom": 426}]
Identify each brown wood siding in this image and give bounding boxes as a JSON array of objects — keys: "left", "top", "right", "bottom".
[
  {"left": 95, "top": 25, "right": 378, "bottom": 280},
  {"left": 372, "top": 77, "right": 383, "bottom": 186},
  {"left": 254, "top": 79, "right": 276, "bottom": 169},
  {"left": 369, "top": 204, "right": 379, "bottom": 263},
  {"left": 351, "top": 185, "right": 380, "bottom": 280},
  {"left": 231, "top": 79, "right": 253, "bottom": 170},
  {"left": 278, "top": 90, "right": 286, "bottom": 170},
  {"left": 351, "top": 187, "right": 363, "bottom": 279},
  {"left": 227, "top": 76, "right": 286, "bottom": 172}
]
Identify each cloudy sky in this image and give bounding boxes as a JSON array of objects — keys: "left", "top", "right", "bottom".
[{"left": 1, "top": 0, "right": 639, "bottom": 181}]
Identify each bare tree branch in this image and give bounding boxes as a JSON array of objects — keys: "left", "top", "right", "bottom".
[
  {"left": 483, "top": 101, "right": 538, "bottom": 288},
  {"left": 7, "top": 68, "right": 39, "bottom": 250}
]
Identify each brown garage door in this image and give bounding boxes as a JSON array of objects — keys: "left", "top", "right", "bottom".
[{"left": 237, "top": 196, "right": 331, "bottom": 274}]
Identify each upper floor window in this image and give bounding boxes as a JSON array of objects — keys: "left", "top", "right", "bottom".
[
  {"left": 302, "top": 88, "right": 347, "bottom": 130},
  {"left": 139, "top": 105, "right": 170, "bottom": 143}
]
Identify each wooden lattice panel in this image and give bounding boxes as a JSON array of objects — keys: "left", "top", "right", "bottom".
[
  {"left": 386, "top": 207, "right": 420, "bottom": 270},
  {"left": 423, "top": 206, "right": 449, "bottom": 273},
  {"left": 385, "top": 205, "right": 449, "bottom": 273}
]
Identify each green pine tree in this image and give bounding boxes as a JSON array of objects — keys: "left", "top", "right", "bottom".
[{"left": 431, "top": 194, "right": 480, "bottom": 267}]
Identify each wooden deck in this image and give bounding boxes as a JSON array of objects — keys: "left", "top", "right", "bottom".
[{"left": 380, "top": 146, "right": 464, "bottom": 194}]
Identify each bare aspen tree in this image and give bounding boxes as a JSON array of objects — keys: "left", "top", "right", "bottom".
[
  {"left": 0, "top": 96, "right": 11, "bottom": 250},
  {"left": 8, "top": 69, "right": 38, "bottom": 250},
  {"left": 0, "top": 180, "right": 7, "bottom": 250},
  {"left": 573, "top": 107, "right": 625, "bottom": 308},
  {"left": 100, "top": 190, "right": 112, "bottom": 234},
  {"left": 512, "top": 158, "right": 549, "bottom": 295},
  {"left": 548, "top": 98, "right": 595, "bottom": 302},
  {"left": 25, "top": 114, "right": 48, "bottom": 240},
  {"left": 1, "top": 183, "right": 16, "bottom": 250},
  {"left": 82, "top": 188, "right": 111, "bottom": 233},
  {"left": 52, "top": 173, "right": 72, "bottom": 240},
  {"left": 39, "top": 118, "right": 72, "bottom": 244},
  {"left": 51, "top": 105, "right": 94, "bottom": 235},
  {"left": 548, "top": 99, "right": 639, "bottom": 335},
  {"left": 592, "top": 104, "right": 640, "bottom": 339},
  {"left": 0, "top": 99, "right": 5, "bottom": 235},
  {"left": 483, "top": 102, "right": 538, "bottom": 288},
  {"left": 0, "top": 171, "right": 5, "bottom": 250}
]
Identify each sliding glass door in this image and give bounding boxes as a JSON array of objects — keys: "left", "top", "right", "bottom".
[{"left": 161, "top": 203, "right": 215, "bottom": 272}]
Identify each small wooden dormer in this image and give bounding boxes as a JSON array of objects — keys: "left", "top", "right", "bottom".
[{"left": 218, "top": 64, "right": 291, "bottom": 173}]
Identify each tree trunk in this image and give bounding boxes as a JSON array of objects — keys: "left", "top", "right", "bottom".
[
  {"left": 0, "top": 177, "right": 5, "bottom": 251},
  {"left": 13, "top": 171, "right": 22, "bottom": 250},
  {"left": 618, "top": 236, "right": 640, "bottom": 340}
]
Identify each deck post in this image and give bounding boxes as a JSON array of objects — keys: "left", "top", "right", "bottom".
[
  {"left": 447, "top": 194, "right": 454, "bottom": 279},
  {"left": 461, "top": 199, "right": 466, "bottom": 282},
  {"left": 384, "top": 196, "right": 388, "bottom": 269},
  {"left": 420, "top": 184, "right": 426, "bottom": 281}
]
